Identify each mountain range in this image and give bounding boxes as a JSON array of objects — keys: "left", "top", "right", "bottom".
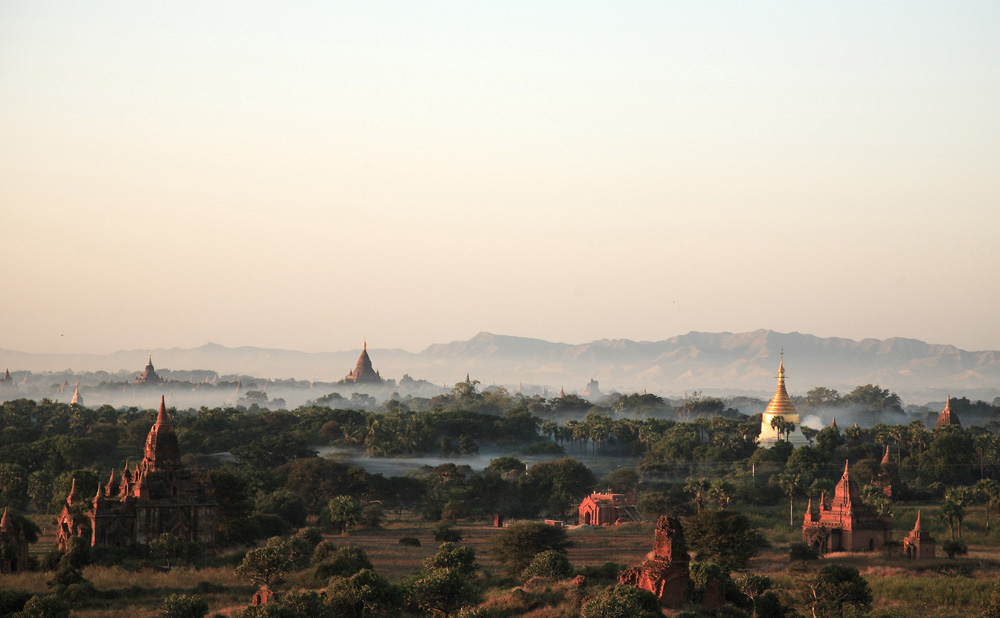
[{"left": 2, "top": 330, "right": 998, "bottom": 403}]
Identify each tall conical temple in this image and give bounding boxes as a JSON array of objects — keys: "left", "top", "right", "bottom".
[
  {"left": 56, "top": 396, "right": 216, "bottom": 550},
  {"left": 757, "top": 356, "right": 809, "bottom": 447},
  {"left": 343, "top": 340, "right": 383, "bottom": 384},
  {"left": 935, "top": 395, "right": 962, "bottom": 429}
]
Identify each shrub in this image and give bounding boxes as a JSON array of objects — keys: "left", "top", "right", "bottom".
[
  {"left": 789, "top": 543, "right": 820, "bottom": 561},
  {"left": 580, "top": 585, "right": 661, "bottom": 618},
  {"left": 486, "top": 522, "right": 572, "bottom": 576},
  {"left": 399, "top": 537, "right": 421, "bottom": 547},
  {"left": 522, "top": 550, "right": 573, "bottom": 580},
  {"left": 327, "top": 569, "right": 402, "bottom": 618},
  {"left": 312, "top": 540, "right": 340, "bottom": 566},
  {"left": 577, "top": 562, "right": 623, "bottom": 585},
  {"left": 159, "top": 594, "right": 209, "bottom": 618},
  {"left": 359, "top": 504, "right": 385, "bottom": 529},
  {"left": 942, "top": 539, "right": 968, "bottom": 559},
  {"left": 315, "top": 546, "right": 373, "bottom": 580},
  {"left": 684, "top": 510, "right": 768, "bottom": 571},
  {"left": 0, "top": 590, "right": 34, "bottom": 617},
  {"left": 432, "top": 523, "right": 463, "bottom": 543},
  {"left": 11, "top": 595, "right": 70, "bottom": 618},
  {"left": 423, "top": 543, "right": 479, "bottom": 578}
]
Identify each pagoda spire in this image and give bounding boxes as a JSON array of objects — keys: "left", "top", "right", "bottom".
[
  {"left": 914, "top": 510, "right": 922, "bottom": 531},
  {"left": 68, "top": 478, "right": 79, "bottom": 504},
  {"left": 0, "top": 507, "right": 9, "bottom": 530},
  {"left": 156, "top": 395, "right": 168, "bottom": 425}
]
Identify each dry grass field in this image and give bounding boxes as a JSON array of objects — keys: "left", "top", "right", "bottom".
[{"left": 7, "top": 511, "right": 1000, "bottom": 617}]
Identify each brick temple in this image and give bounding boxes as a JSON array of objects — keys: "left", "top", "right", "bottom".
[
  {"left": 619, "top": 516, "right": 691, "bottom": 608},
  {"left": 802, "top": 461, "right": 892, "bottom": 553},
  {"left": 343, "top": 340, "right": 384, "bottom": 384},
  {"left": 57, "top": 396, "right": 216, "bottom": 550}
]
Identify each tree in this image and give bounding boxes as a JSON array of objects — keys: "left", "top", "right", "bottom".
[
  {"left": 518, "top": 458, "right": 595, "bottom": 519},
  {"left": 776, "top": 473, "right": 803, "bottom": 528},
  {"left": 521, "top": 550, "right": 573, "bottom": 580},
  {"left": 408, "top": 568, "right": 479, "bottom": 618},
  {"left": 235, "top": 537, "right": 293, "bottom": 588},
  {"left": 734, "top": 574, "right": 772, "bottom": 618},
  {"left": 326, "top": 569, "right": 402, "bottom": 618},
  {"left": 159, "top": 594, "right": 209, "bottom": 618},
  {"left": 801, "top": 564, "right": 872, "bottom": 618},
  {"left": 486, "top": 522, "right": 572, "bottom": 576},
  {"left": 684, "top": 510, "right": 768, "bottom": 572},
  {"left": 328, "top": 496, "right": 363, "bottom": 534},
  {"left": 423, "top": 543, "right": 479, "bottom": 578},
  {"left": 11, "top": 595, "right": 70, "bottom": 618},
  {"left": 150, "top": 533, "right": 182, "bottom": 569},
  {"left": 314, "top": 546, "right": 373, "bottom": 580},
  {"left": 579, "top": 584, "right": 661, "bottom": 618},
  {"left": 941, "top": 487, "right": 973, "bottom": 539},
  {"left": 684, "top": 479, "right": 711, "bottom": 514},
  {"left": 976, "top": 479, "right": 1000, "bottom": 532}
]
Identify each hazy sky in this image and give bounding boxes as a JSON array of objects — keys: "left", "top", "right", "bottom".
[{"left": 2, "top": 2, "right": 998, "bottom": 355}]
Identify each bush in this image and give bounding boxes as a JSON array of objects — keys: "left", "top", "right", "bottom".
[
  {"left": 577, "top": 562, "right": 623, "bottom": 585},
  {"left": 399, "top": 537, "right": 421, "bottom": 547},
  {"left": 789, "top": 543, "right": 820, "bottom": 561},
  {"left": 684, "top": 510, "right": 768, "bottom": 571},
  {"left": 312, "top": 540, "right": 340, "bottom": 566},
  {"left": 580, "top": 585, "right": 661, "bottom": 618},
  {"left": 522, "top": 550, "right": 573, "bottom": 580},
  {"left": 942, "top": 539, "right": 968, "bottom": 559},
  {"left": 159, "top": 594, "right": 209, "bottom": 618},
  {"left": 486, "top": 522, "right": 572, "bottom": 576},
  {"left": 11, "top": 595, "right": 70, "bottom": 618},
  {"left": 359, "top": 504, "right": 385, "bottom": 529},
  {"left": 0, "top": 590, "right": 34, "bottom": 617},
  {"left": 432, "top": 523, "right": 463, "bottom": 543},
  {"left": 327, "top": 569, "right": 402, "bottom": 618},
  {"left": 315, "top": 546, "right": 373, "bottom": 580}
]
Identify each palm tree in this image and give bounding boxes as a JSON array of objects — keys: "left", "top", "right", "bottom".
[
  {"left": 777, "top": 473, "right": 802, "bottom": 527},
  {"left": 976, "top": 479, "right": 1000, "bottom": 532},
  {"left": 685, "top": 478, "right": 711, "bottom": 514}
]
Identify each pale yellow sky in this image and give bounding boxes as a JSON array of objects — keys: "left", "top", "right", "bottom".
[{"left": 1, "top": 2, "right": 999, "bottom": 354}]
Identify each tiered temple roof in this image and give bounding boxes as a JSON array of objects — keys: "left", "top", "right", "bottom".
[{"left": 344, "top": 340, "right": 383, "bottom": 384}]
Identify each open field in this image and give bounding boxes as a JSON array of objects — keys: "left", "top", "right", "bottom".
[{"left": 8, "top": 508, "right": 1000, "bottom": 617}]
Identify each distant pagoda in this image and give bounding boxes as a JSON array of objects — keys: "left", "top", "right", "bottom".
[
  {"left": 134, "top": 354, "right": 165, "bottom": 385},
  {"left": 343, "top": 340, "right": 384, "bottom": 385},
  {"left": 935, "top": 395, "right": 962, "bottom": 429},
  {"left": 757, "top": 355, "right": 809, "bottom": 447}
]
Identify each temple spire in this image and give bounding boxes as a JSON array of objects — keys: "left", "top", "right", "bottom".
[
  {"left": 156, "top": 395, "right": 168, "bottom": 425},
  {"left": 914, "top": 510, "right": 922, "bottom": 531},
  {"left": 843, "top": 460, "right": 850, "bottom": 477},
  {"left": 0, "top": 507, "right": 9, "bottom": 530},
  {"left": 68, "top": 478, "right": 78, "bottom": 504}
]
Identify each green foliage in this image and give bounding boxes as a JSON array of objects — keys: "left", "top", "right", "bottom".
[
  {"left": 576, "top": 562, "right": 624, "bottom": 585},
  {"left": 150, "top": 532, "right": 182, "bottom": 568},
  {"left": 684, "top": 510, "right": 768, "bottom": 571},
  {"left": 802, "top": 564, "right": 873, "bottom": 618},
  {"left": 521, "top": 550, "right": 573, "bottom": 580},
  {"left": 327, "top": 569, "right": 402, "bottom": 618},
  {"left": 328, "top": 495, "right": 363, "bottom": 534},
  {"left": 486, "top": 522, "right": 573, "bottom": 576},
  {"left": 423, "top": 543, "right": 479, "bottom": 577},
  {"left": 408, "top": 568, "right": 480, "bottom": 618},
  {"left": 11, "top": 595, "right": 70, "bottom": 618},
  {"left": 432, "top": 523, "right": 463, "bottom": 543},
  {"left": 159, "top": 594, "right": 209, "bottom": 618},
  {"left": 579, "top": 584, "right": 661, "bottom": 618},
  {"left": 236, "top": 537, "right": 293, "bottom": 588},
  {"left": 788, "top": 543, "right": 820, "bottom": 561},
  {"left": 942, "top": 538, "right": 968, "bottom": 558},
  {"left": 315, "top": 546, "right": 374, "bottom": 580},
  {"left": 518, "top": 458, "right": 595, "bottom": 519}
]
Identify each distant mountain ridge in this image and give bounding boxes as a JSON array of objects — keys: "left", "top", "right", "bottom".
[{"left": 1, "top": 330, "right": 998, "bottom": 403}]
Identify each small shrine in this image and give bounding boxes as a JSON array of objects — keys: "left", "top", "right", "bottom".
[{"left": 902, "top": 511, "right": 935, "bottom": 559}]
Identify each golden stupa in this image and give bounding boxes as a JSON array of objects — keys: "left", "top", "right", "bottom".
[{"left": 758, "top": 356, "right": 809, "bottom": 447}]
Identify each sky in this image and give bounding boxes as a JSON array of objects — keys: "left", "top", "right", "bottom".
[{"left": 1, "top": 2, "right": 999, "bottom": 355}]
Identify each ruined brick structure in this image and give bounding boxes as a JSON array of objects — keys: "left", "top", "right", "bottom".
[
  {"left": 343, "top": 340, "right": 383, "bottom": 384},
  {"left": 578, "top": 492, "right": 641, "bottom": 526},
  {"left": 0, "top": 508, "right": 30, "bottom": 574},
  {"left": 619, "top": 516, "right": 689, "bottom": 608},
  {"left": 903, "top": 511, "right": 935, "bottom": 559},
  {"left": 802, "top": 461, "right": 892, "bottom": 553},
  {"left": 57, "top": 396, "right": 216, "bottom": 550}
]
